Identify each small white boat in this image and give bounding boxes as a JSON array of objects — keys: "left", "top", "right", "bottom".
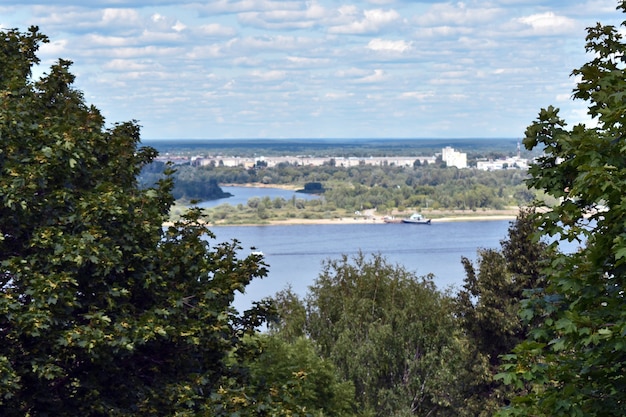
[{"left": 402, "top": 213, "right": 431, "bottom": 225}]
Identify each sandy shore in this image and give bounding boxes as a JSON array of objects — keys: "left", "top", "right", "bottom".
[
  {"left": 164, "top": 214, "right": 517, "bottom": 228},
  {"left": 221, "top": 183, "right": 301, "bottom": 190},
  {"left": 192, "top": 208, "right": 520, "bottom": 227},
  {"left": 260, "top": 214, "right": 517, "bottom": 226}
]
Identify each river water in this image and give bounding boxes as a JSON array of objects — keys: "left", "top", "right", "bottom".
[
  {"left": 196, "top": 186, "right": 549, "bottom": 311},
  {"left": 207, "top": 221, "right": 512, "bottom": 311},
  {"left": 198, "top": 186, "right": 319, "bottom": 208}
]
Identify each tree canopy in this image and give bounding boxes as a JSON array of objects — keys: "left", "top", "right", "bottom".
[
  {"left": 498, "top": 3, "right": 626, "bottom": 415},
  {"left": 456, "top": 209, "right": 549, "bottom": 415},
  {"left": 271, "top": 253, "right": 472, "bottom": 417},
  {"left": 0, "top": 26, "right": 273, "bottom": 416}
]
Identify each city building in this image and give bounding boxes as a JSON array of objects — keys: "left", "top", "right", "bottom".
[{"left": 441, "top": 146, "right": 467, "bottom": 169}]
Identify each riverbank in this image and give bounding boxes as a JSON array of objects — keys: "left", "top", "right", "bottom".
[
  {"left": 260, "top": 209, "right": 518, "bottom": 226},
  {"left": 185, "top": 207, "right": 520, "bottom": 227}
]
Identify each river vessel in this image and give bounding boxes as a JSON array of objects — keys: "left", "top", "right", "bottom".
[{"left": 402, "top": 213, "right": 431, "bottom": 225}]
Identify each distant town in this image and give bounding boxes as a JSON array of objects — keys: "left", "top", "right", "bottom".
[{"left": 155, "top": 145, "right": 530, "bottom": 171}]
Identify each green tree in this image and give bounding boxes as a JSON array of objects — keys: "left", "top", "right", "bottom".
[
  {"left": 456, "top": 209, "right": 549, "bottom": 415},
  {"left": 0, "top": 27, "right": 271, "bottom": 416},
  {"left": 302, "top": 252, "right": 469, "bottom": 417},
  {"left": 498, "top": 4, "right": 626, "bottom": 415},
  {"left": 268, "top": 286, "right": 308, "bottom": 342},
  {"left": 239, "top": 335, "right": 356, "bottom": 417}
]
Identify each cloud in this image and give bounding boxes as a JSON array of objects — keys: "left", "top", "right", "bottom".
[
  {"left": 196, "top": 0, "right": 302, "bottom": 15},
  {"left": 401, "top": 91, "right": 434, "bottom": 100},
  {"left": 414, "top": 2, "right": 503, "bottom": 27},
  {"left": 325, "top": 91, "right": 354, "bottom": 99},
  {"left": 103, "top": 59, "right": 157, "bottom": 72},
  {"left": 197, "top": 23, "right": 237, "bottom": 37},
  {"left": 236, "top": 1, "right": 328, "bottom": 30},
  {"left": 329, "top": 8, "right": 402, "bottom": 34},
  {"left": 285, "top": 56, "right": 331, "bottom": 67},
  {"left": 367, "top": 38, "right": 412, "bottom": 52},
  {"left": 355, "top": 69, "right": 386, "bottom": 83},
  {"left": 514, "top": 11, "right": 577, "bottom": 35},
  {"left": 248, "top": 69, "right": 287, "bottom": 81}
]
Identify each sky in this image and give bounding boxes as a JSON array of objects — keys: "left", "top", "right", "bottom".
[{"left": 1, "top": 1, "right": 623, "bottom": 140}]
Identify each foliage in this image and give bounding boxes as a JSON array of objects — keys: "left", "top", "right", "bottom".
[
  {"left": 142, "top": 157, "right": 532, "bottom": 214},
  {"left": 497, "top": 4, "right": 626, "bottom": 415},
  {"left": 274, "top": 252, "right": 471, "bottom": 417},
  {"left": 455, "top": 209, "right": 549, "bottom": 415},
  {"left": 268, "top": 286, "right": 308, "bottom": 342},
  {"left": 0, "top": 26, "right": 274, "bottom": 416},
  {"left": 235, "top": 335, "right": 356, "bottom": 417}
]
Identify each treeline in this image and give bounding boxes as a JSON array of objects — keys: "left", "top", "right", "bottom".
[{"left": 142, "top": 161, "right": 535, "bottom": 212}]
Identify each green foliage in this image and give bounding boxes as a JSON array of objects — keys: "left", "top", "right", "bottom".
[
  {"left": 274, "top": 252, "right": 471, "bottom": 416},
  {"left": 238, "top": 335, "right": 356, "bottom": 417},
  {"left": 456, "top": 209, "right": 550, "bottom": 415},
  {"left": 497, "top": 4, "right": 626, "bottom": 415},
  {"left": 302, "top": 181, "right": 325, "bottom": 193},
  {"left": 0, "top": 27, "right": 274, "bottom": 416},
  {"left": 144, "top": 159, "right": 532, "bottom": 214}
]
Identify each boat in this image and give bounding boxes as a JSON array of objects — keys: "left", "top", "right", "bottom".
[{"left": 402, "top": 213, "right": 431, "bottom": 225}]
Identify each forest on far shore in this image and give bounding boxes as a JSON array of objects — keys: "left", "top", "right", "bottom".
[{"left": 140, "top": 152, "right": 543, "bottom": 223}]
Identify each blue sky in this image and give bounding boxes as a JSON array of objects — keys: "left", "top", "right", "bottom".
[{"left": 1, "top": 0, "right": 622, "bottom": 139}]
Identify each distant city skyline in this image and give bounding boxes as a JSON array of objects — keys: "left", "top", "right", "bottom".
[{"left": 2, "top": 1, "right": 621, "bottom": 139}]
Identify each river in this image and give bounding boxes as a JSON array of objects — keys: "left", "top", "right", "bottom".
[
  {"left": 196, "top": 186, "right": 555, "bottom": 311},
  {"left": 207, "top": 220, "right": 513, "bottom": 311},
  {"left": 198, "top": 186, "right": 319, "bottom": 208}
]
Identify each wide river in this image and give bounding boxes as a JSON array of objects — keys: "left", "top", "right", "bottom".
[
  {"left": 208, "top": 223, "right": 514, "bottom": 310},
  {"left": 197, "top": 187, "right": 518, "bottom": 310}
]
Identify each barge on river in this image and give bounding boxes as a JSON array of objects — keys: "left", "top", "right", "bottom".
[{"left": 383, "top": 213, "right": 432, "bottom": 225}]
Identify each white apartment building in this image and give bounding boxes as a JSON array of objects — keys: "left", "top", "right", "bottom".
[
  {"left": 476, "top": 156, "right": 529, "bottom": 171},
  {"left": 441, "top": 146, "right": 467, "bottom": 169}
]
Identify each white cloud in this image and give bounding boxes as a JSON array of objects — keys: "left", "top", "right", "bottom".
[
  {"left": 235, "top": 35, "right": 321, "bottom": 52},
  {"left": 329, "top": 8, "right": 402, "bottom": 34},
  {"left": 39, "top": 39, "right": 69, "bottom": 57},
  {"left": 172, "top": 21, "right": 187, "bottom": 32},
  {"left": 198, "top": 23, "right": 237, "bottom": 37},
  {"left": 103, "top": 59, "right": 156, "bottom": 72},
  {"left": 356, "top": 69, "right": 387, "bottom": 83},
  {"left": 336, "top": 67, "right": 370, "bottom": 78},
  {"left": 196, "top": 0, "right": 302, "bottom": 15},
  {"left": 401, "top": 91, "right": 434, "bottom": 100},
  {"left": 233, "top": 56, "right": 262, "bottom": 66},
  {"left": 151, "top": 13, "right": 167, "bottom": 23},
  {"left": 367, "top": 38, "right": 412, "bottom": 53},
  {"left": 249, "top": 70, "right": 287, "bottom": 81},
  {"left": 236, "top": 1, "right": 328, "bottom": 30},
  {"left": 414, "top": 2, "right": 503, "bottom": 26},
  {"left": 556, "top": 93, "right": 573, "bottom": 102},
  {"left": 285, "top": 56, "right": 331, "bottom": 67},
  {"left": 325, "top": 92, "right": 354, "bottom": 99},
  {"left": 514, "top": 12, "right": 577, "bottom": 35},
  {"left": 187, "top": 44, "right": 225, "bottom": 59},
  {"left": 83, "top": 34, "right": 132, "bottom": 47}
]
